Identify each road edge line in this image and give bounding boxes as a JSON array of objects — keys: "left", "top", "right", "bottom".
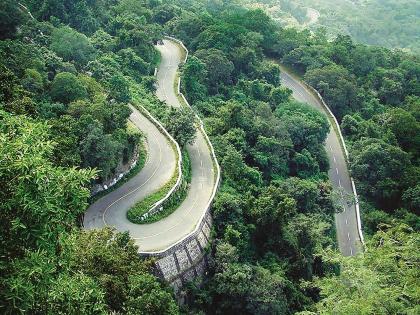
[
  {"left": 131, "top": 103, "right": 183, "bottom": 221},
  {"left": 283, "top": 69, "right": 365, "bottom": 247},
  {"left": 139, "top": 36, "right": 221, "bottom": 255}
]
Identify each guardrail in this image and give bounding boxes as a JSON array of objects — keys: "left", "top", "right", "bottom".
[
  {"left": 18, "top": 3, "right": 35, "bottom": 20},
  {"left": 301, "top": 81, "right": 364, "bottom": 246},
  {"left": 17, "top": 3, "right": 45, "bottom": 36},
  {"left": 18, "top": 5, "right": 182, "bottom": 222},
  {"left": 139, "top": 36, "right": 221, "bottom": 255},
  {"left": 164, "top": 35, "right": 189, "bottom": 63},
  {"left": 132, "top": 103, "right": 183, "bottom": 221}
]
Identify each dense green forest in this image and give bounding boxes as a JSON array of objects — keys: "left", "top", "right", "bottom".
[
  {"left": 0, "top": 0, "right": 419, "bottom": 314},
  {"left": 245, "top": 0, "right": 420, "bottom": 54},
  {"left": 0, "top": 0, "right": 180, "bottom": 313}
]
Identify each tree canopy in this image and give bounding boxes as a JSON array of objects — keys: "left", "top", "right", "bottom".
[
  {"left": 0, "top": 0, "right": 419, "bottom": 314},
  {"left": 304, "top": 224, "right": 420, "bottom": 315},
  {"left": 0, "top": 1, "right": 177, "bottom": 313}
]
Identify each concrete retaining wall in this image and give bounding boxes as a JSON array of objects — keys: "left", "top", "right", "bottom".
[{"left": 142, "top": 212, "right": 213, "bottom": 295}]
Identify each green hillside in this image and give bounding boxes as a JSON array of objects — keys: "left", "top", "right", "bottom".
[
  {"left": 0, "top": 0, "right": 419, "bottom": 314},
  {"left": 244, "top": 0, "right": 420, "bottom": 53}
]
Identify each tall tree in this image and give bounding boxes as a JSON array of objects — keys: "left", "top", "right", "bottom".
[
  {"left": 50, "top": 26, "right": 96, "bottom": 66},
  {"left": 350, "top": 138, "right": 410, "bottom": 209},
  {"left": 50, "top": 72, "right": 88, "bottom": 104},
  {"left": 165, "top": 107, "right": 197, "bottom": 147},
  {"left": 0, "top": 110, "right": 95, "bottom": 257}
]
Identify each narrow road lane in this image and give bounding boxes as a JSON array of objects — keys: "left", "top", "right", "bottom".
[
  {"left": 147, "top": 39, "right": 216, "bottom": 251},
  {"left": 280, "top": 67, "right": 362, "bottom": 256},
  {"left": 84, "top": 39, "right": 216, "bottom": 253},
  {"left": 84, "top": 107, "right": 177, "bottom": 251}
]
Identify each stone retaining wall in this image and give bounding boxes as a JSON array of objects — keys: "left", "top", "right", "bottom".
[{"left": 142, "top": 212, "right": 212, "bottom": 295}]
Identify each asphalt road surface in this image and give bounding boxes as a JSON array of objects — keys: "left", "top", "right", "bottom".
[
  {"left": 84, "top": 106, "right": 178, "bottom": 251},
  {"left": 280, "top": 67, "right": 362, "bottom": 256},
  {"left": 150, "top": 39, "right": 216, "bottom": 250},
  {"left": 85, "top": 39, "right": 215, "bottom": 253}
]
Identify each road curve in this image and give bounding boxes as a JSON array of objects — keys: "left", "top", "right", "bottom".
[
  {"left": 85, "top": 39, "right": 215, "bottom": 253},
  {"left": 150, "top": 39, "right": 216, "bottom": 249},
  {"left": 84, "top": 107, "right": 178, "bottom": 251},
  {"left": 280, "top": 67, "right": 362, "bottom": 256}
]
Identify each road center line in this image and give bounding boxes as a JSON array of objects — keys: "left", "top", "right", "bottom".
[
  {"left": 280, "top": 68, "right": 361, "bottom": 256},
  {"left": 134, "top": 194, "right": 200, "bottom": 239},
  {"left": 102, "top": 118, "right": 165, "bottom": 225}
]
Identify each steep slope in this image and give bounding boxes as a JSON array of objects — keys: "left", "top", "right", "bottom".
[{"left": 85, "top": 39, "right": 217, "bottom": 253}]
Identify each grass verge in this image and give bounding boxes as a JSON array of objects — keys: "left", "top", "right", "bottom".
[
  {"left": 176, "top": 71, "right": 219, "bottom": 184},
  {"left": 127, "top": 83, "right": 184, "bottom": 224},
  {"left": 127, "top": 147, "right": 180, "bottom": 223},
  {"left": 138, "top": 148, "right": 192, "bottom": 224}
]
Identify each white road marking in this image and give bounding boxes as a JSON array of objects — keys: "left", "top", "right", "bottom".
[
  {"left": 97, "top": 40, "right": 218, "bottom": 251},
  {"left": 102, "top": 113, "right": 165, "bottom": 225},
  {"left": 133, "top": 41, "right": 210, "bottom": 240},
  {"left": 336, "top": 168, "right": 339, "bottom": 175},
  {"left": 200, "top": 160, "right": 203, "bottom": 167},
  {"left": 280, "top": 66, "right": 362, "bottom": 257},
  {"left": 347, "top": 232, "right": 350, "bottom": 241},
  {"left": 134, "top": 194, "right": 200, "bottom": 239},
  {"left": 295, "top": 90, "right": 306, "bottom": 100},
  {"left": 342, "top": 205, "right": 346, "bottom": 213},
  {"left": 345, "top": 219, "right": 348, "bottom": 225}
]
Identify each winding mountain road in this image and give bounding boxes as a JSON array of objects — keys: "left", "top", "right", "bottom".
[
  {"left": 152, "top": 39, "right": 216, "bottom": 249},
  {"left": 280, "top": 67, "right": 362, "bottom": 256},
  {"left": 84, "top": 39, "right": 216, "bottom": 253},
  {"left": 84, "top": 107, "right": 177, "bottom": 251}
]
